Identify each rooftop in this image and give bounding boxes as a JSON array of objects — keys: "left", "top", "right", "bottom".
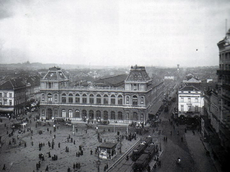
[{"left": 125, "top": 65, "right": 151, "bottom": 82}]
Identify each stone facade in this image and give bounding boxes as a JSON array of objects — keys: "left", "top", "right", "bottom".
[{"left": 39, "top": 66, "right": 164, "bottom": 124}]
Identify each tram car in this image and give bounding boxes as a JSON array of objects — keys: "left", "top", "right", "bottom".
[
  {"left": 131, "top": 142, "right": 148, "bottom": 161},
  {"left": 141, "top": 135, "right": 152, "bottom": 146},
  {"left": 132, "top": 154, "right": 151, "bottom": 172},
  {"left": 143, "top": 143, "right": 155, "bottom": 159}
]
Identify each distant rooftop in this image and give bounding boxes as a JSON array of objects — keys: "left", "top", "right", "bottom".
[
  {"left": 0, "top": 78, "right": 26, "bottom": 90},
  {"left": 125, "top": 65, "right": 151, "bottom": 82}
]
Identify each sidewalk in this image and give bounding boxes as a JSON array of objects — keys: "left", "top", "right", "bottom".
[
  {"left": 200, "top": 137, "right": 222, "bottom": 172},
  {"left": 185, "top": 131, "right": 218, "bottom": 172}
]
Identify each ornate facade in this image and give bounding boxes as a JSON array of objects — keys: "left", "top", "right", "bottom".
[{"left": 39, "top": 66, "right": 164, "bottom": 124}]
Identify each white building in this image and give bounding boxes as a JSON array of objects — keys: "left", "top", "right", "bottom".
[{"left": 178, "top": 85, "right": 204, "bottom": 118}]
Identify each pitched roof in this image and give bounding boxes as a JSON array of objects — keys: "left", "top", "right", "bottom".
[
  {"left": 125, "top": 65, "right": 150, "bottom": 82},
  {"left": 180, "top": 85, "right": 199, "bottom": 91},
  {"left": 183, "top": 77, "right": 201, "bottom": 83},
  {"left": 95, "top": 74, "right": 127, "bottom": 87},
  {"left": 0, "top": 78, "right": 26, "bottom": 90}
]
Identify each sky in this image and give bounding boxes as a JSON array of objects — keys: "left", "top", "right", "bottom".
[{"left": 0, "top": 0, "right": 229, "bottom": 67}]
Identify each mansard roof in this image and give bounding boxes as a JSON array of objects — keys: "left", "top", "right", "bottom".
[
  {"left": 125, "top": 65, "right": 151, "bottom": 82},
  {"left": 42, "top": 66, "right": 68, "bottom": 81}
]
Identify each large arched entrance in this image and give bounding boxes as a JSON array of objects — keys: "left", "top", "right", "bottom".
[
  {"left": 47, "top": 108, "right": 52, "bottom": 120},
  {"left": 89, "top": 110, "right": 94, "bottom": 120},
  {"left": 96, "top": 110, "right": 101, "bottom": 122}
]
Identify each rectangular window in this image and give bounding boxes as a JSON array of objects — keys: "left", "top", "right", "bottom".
[
  {"left": 9, "top": 100, "right": 12, "bottom": 106},
  {"left": 195, "top": 98, "right": 198, "bottom": 102},
  {"left": 4, "top": 93, "right": 7, "bottom": 97},
  {"left": 0, "top": 93, "right": 2, "bottom": 97},
  {"left": 180, "top": 97, "right": 184, "bottom": 102},
  {"left": 4, "top": 99, "right": 7, "bottom": 105},
  {"left": 9, "top": 93, "right": 12, "bottom": 98},
  {"left": 181, "top": 105, "right": 184, "bottom": 112}
]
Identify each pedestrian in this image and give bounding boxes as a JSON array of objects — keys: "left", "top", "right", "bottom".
[
  {"left": 90, "top": 149, "right": 93, "bottom": 155},
  {"left": 181, "top": 137, "right": 183, "bottom": 142},
  {"left": 2, "top": 164, "right": 6, "bottom": 170},
  {"left": 67, "top": 167, "right": 71, "bottom": 172},
  {"left": 73, "top": 163, "right": 75, "bottom": 169},
  {"left": 24, "top": 142, "right": 27, "bottom": 147},
  {"left": 74, "top": 140, "right": 75, "bottom": 145},
  {"left": 45, "top": 165, "right": 49, "bottom": 171},
  {"left": 58, "top": 142, "right": 60, "bottom": 148}
]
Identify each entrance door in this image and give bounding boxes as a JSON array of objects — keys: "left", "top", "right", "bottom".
[{"left": 47, "top": 109, "right": 52, "bottom": 120}]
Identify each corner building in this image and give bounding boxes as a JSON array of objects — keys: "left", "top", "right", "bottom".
[{"left": 39, "top": 66, "right": 164, "bottom": 124}]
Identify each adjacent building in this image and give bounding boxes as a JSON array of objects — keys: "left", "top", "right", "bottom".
[
  {"left": 216, "top": 28, "right": 230, "bottom": 168},
  {"left": 0, "top": 78, "right": 27, "bottom": 117},
  {"left": 39, "top": 65, "right": 164, "bottom": 124},
  {"left": 178, "top": 85, "right": 204, "bottom": 118}
]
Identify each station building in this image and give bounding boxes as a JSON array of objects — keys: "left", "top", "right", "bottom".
[{"left": 39, "top": 65, "right": 164, "bottom": 124}]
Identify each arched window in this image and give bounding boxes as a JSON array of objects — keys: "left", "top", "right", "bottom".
[
  {"left": 82, "top": 110, "right": 87, "bottom": 119},
  {"left": 47, "top": 93, "right": 52, "bottom": 102},
  {"left": 69, "top": 109, "right": 73, "bottom": 118},
  {"left": 111, "top": 111, "right": 115, "bottom": 120},
  {"left": 89, "top": 94, "right": 94, "bottom": 104},
  {"left": 96, "top": 94, "right": 101, "bottom": 104},
  {"left": 96, "top": 110, "right": 101, "bottom": 121},
  {"left": 118, "top": 95, "right": 123, "bottom": 105},
  {"left": 111, "top": 95, "right": 115, "bottom": 105},
  {"left": 61, "top": 93, "right": 66, "bottom": 103},
  {"left": 75, "top": 109, "right": 80, "bottom": 118},
  {"left": 75, "top": 94, "right": 80, "bottom": 103},
  {"left": 133, "top": 95, "right": 138, "bottom": 106},
  {"left": 89, "top": 110, "right": 94, "bottom": 119},
  {"left": 118, "top": 111, "right": 123, "bottom": 120},
  {"left": 82, "top": 94, "right": 87, "bottom": 104},
  {"left": 62, "top": 109, "right": 66, "bottom": 117},
  {"left": 42, "top": 94, "right": 45, "bottom": 101},
  {"left": 103, "top": 94, "right": 108, "bottom": 105},
  {"left": 103, "top": 111, "right": 108, "bottom": 120},
  {"left": 133, "top": 112, "right": 138, "bottom": 120},
  {"left": 68, "top": 93, "right": 73, "bottom": 103}
]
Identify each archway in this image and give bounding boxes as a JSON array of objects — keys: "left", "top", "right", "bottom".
[
  {"left": 47, "top": 108, "right": 52, "bottom": 120},
  {"left": 89, "top": 110, "right": 94, "bottom": 120}
]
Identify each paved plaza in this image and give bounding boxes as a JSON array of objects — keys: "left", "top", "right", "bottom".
[{"left": 0, "top": 113, "right": 138, "bottom": 172}]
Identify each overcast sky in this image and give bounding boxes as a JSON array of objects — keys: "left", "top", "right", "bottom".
[{"left": 0, "top": 0, "right": 229, "bottom": 67}]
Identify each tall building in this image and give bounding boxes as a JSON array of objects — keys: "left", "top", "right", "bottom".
[
  {"left": 0, "top": 78, "right": 27, "bottom": 117},
  {"left": 39, "top": 66, "right": 164, "bottom": 124},
  {"left": 217, "top": 28, "right": 230, "bottom": 155}
]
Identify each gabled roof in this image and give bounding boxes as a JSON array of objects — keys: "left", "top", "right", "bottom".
[
  {"left": 125, "top": 65, "right": 150, "bottom": 82},
  {"left": 180, "top": 85, "right": 199, "bottom": 91},
  {"left": 42, "top": 66, "right": 68, "bottom": 81},
  {"left": 183, "top": 77, "right": 201, "bottom": 83},
  {"left": 0, "top": 78, "right": 26, "bottom": 90}
]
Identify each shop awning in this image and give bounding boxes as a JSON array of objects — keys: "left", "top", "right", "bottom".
[{"left": 0, "top": 107, "right": 14, "bottom": 112}]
